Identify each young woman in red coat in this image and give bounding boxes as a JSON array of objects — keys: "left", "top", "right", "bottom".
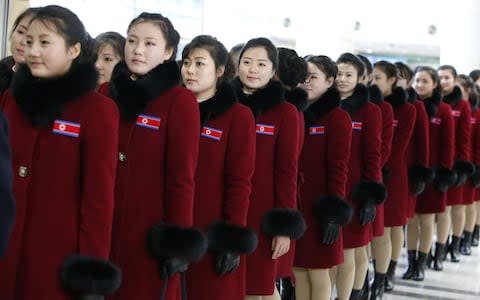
[
  {"left": 94, "top": 31, "right": 125, "bottom": 87},
  {"left": 369, "top": 61, "right": 416, "bottom": 298},
  {"left": 293, "top": 55, "right": 352, "bottom": 300},
  {"left": 334, "top": 53, "right": 385, "bottom": 300},
  {"left": 436, "top": 65, "right": 473, "bottom": 263},
  {"left": 104, "top": 13, "right": 207, "bottom": 300},
  {"left": 232, "top": 38, "right": 306, "bottom": 300},
  {"left": 275, "top": 47, "right": 309, "bottom": 300},
  {"left": 0, "top": 5, "right": 121, "bottom": 300},
  {"left": 403, "top": 66, "right": 455, "bottom": 281},
  {"left": 180, "top": 35, "right": 257, "bottom": 300}
]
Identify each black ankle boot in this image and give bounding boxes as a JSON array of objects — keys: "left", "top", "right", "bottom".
[
  {"left": 369, "top": 272, "right": 386, "bottom": 300},
  {"left": 425, "top": 247, "right": 433, "bottom": 269},
  {"left": 472, "top": 225, "right": 479, "bottom": 247},
  {"left": 359, "top": 269, "right": 369, "bottom": 300},
  {"left": 279, "top": 277, "right": 294, "bottom": 300},
  {"left": 350, "top": 289, "right": 361, "bottom": 300},
  {"left": 450, "top": 235, "right": 461, "bottom": 262},
  {"left": 413, "top": 251, "right": 427, "bottom": 281},
  {"left": 460, "top": 231, "right": 472, "bottom": 255},
  {"left": 442, "top": 236, "right": 449, "bottom": 261},
  {"left": 402, "top": 250, "right": 416, "bottom": 280},
  {"left": 384, "top": 260, "right": 396, "bottom": 292},
  {"left": 433, "top": 242, "right": 445, "bottom": 271}
]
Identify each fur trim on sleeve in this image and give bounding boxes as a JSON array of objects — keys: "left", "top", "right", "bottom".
[
  {"left": 453, "top": 160, "right": 475, "bottom": 176},
  {"left": 146, "top": 223, "right": 208, "bottom": 262},
  {"left": 409, "top": 165, "right": 435, "bottom": 196},
  {"left": 352, "top": 180, "right": 387, "bottom": 206},
  {"left": 471, "top": 165, "right": 480, "bottom": 188},
  {"left": 207, "top": 221, "right": 258, "bottom": 254},
  {"left": 261, "top": 208, "right": 306, "bottom": 240},
  {"left": 313, "top": 195, "right": 353, "bottom": 225},
  {"left": 60, "top": 255, "right": 122, "bottom": 296},
  {"left": 434, "top": 166, "right": 457, "bottom": 193}
]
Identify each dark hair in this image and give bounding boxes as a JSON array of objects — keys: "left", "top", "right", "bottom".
[
  {"left": 469, "top": 69, "right": 480, "bottom": 82},
  {"left": 373, "top": 60, "right": 398, "bottom": 88},
  {"left": 10, "top": 7, "right": 40, "bottom": 37},
  {"left": 238, "top": 37, "right": 278, "bottom": 72},
  {"left": 29, "top": 5, "right": 94, "bottom": 62},
  {"left": 357, "top": 54, "right": 372, "bottom": 75},
  {"left": 127, "top": 12, "right": 180, "bottom": 61},
  {"left": 277, "top": 48, "right": 307, "bottom": 89},
  {"left": 304, "top": 55, "right": 337, "bottom": 80},
  {"left": 95, "top": 31, "right": 126, "bottom": 61},
  {"left": 229, "top": 43, "right": 244, "bottom": 67},
  {"left": 395, "top": 62, "right": 413, "bottom": 83},
  {"left": 414, "top": 66, "right": 441, "bottom": 95},
  {"left": 336, "top": 52, "right": 364, "bottom": 78},
  {"left": 458, "top": 74, "right": 479, "bottom": 110},
  {"left": 182, "top": 35, "right": 235, "bottom": 86},
  {"left": 438, "top": 65, "right": 457, "bottom": 79}
]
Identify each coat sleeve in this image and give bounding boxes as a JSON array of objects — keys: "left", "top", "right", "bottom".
[
  {"left": 223, "top": 106, "right": 256, "bottom": 226},
  {"left": 475, "top": 111, "right": 480, "bottom": 166},
  {"left": 362, "top": 104, "right": 383, "bottom": 181},
  {"left": 327, "top": 110, "right": 352, "bottom": 197},
  {"left": 274, "top": 104, "right": 299, "bottom": 209},
  {"left": 79, "top": 96, "right": 119, "bottom": 258},
  {"left": 0, "top": 112, "right": 14, "bottom": 259},
  {"left": 164, "top": 89, "right": 200, "bottom": 226},
  {"left": 380, "top": 102, "right": 394, "bottom": 167},
  {"left": 386, "top": 104, "right": 416, "bottom": 168},
  {"left": 440, "top": 104, "right": 455, "bottom": 169},
  {"left": 456, "top": 102, "right": 472, "bottom": 161},
  {"left": 414, "top": 101, "right": 430, "bottom": 167}
]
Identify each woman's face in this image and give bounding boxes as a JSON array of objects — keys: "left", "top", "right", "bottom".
[
  {"left": 372, "top": 67, "right": 395, "bottom": 96},
  {"left": 438, "top": 69, "right": 456, "bottom": 95},
  {"left": 336, "top": 62, "right": 359, "bottom": 99},
  {"left": 301, "top": 62, "right": 333, "bottom": 102},
  {"left": 10, "top": 14, "right": 34, "bottom": 64},
  {"left": 238, "top": 46, "right": 275, "bottom": 94},
  {"left": 95, "top": 44, "right": 122, "bottom": 85},
  {"left": 413, "top": 71, "right": 437, "bottom": 99}
]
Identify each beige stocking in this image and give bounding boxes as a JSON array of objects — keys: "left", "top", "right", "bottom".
[
  {"left": 419, "top": 213, "right": 434, "bottom": 253},
  {"left": 390, "top": 226, "right": 404, "bottom": 261},
  {"left": 451, "top": 205, "right": 466, "bottom": 237},
  {"left": 353, "top": 246, "right": 368, "bottom": 290},
  {"left": 371, "top": 228, "right": 391, "bottom": 273},
  {"left": 436, "top": 207, "right": 451, "bottom": 244},
  {"left": 335, "top": 248, "right": 355, "bottom": 300},
  {"left": 465, "top": 203, "right": 477, "bottom": 232},
  {"left": 407, "top": 215, "right": 419, "bottom": 251}
]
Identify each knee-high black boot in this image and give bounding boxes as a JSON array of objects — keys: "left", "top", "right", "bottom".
[
  {"left": 401, "top": 250, "right": 416, "bottom": 280},
  {"left": 384, "top": 260, "right": 396, "bottom": 292},
  {"left": 433, "top": 242, "right": 445, "bottom": 271},
  {"left": 413, "top": 251, "right": 427, "bottom": 281},
  {"left": 369, "top": 272, "right": 385, "bottom": 300},
  {"left": 472, "top": 225, "right": 479, "bottom": 247},
  {"left": 460, "top": 231, "right": 472, "bottom": 255},
  {"left": 279, "top": 277, "right": 295, "bottom": 300},
  {"left": 449, "top": 235, "right": 461, "bottom": 262}
]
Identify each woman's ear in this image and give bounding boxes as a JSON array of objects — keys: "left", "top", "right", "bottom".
[
  {"left": 327, "top": 77, "right": 334, "bottom": 88},
  {"left": 68, "top": 42, "right": 81, "bottom": 60},
  {"left": 216, "top": 65, "right": 225, "bottom": 78}
]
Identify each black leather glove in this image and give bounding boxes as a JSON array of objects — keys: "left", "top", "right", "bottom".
[
  {"left": 455, "top": 173, "right": 468, "bottom": 187},
  {"left": 322, "top": 221, "right": 340, "bottom": 245},
  {"left": 159, "top": 257, "right": 189, "bottom": 279},
  {"left": 215, "top": 252, "right": 240, "bottom": 276},
  {"left": 359, "top": 201, "right": 376, "bottom": 226}
]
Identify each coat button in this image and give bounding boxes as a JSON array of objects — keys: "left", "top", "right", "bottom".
[
  {"left": 119, "top": 152, "right": 127, "bottom": 162},
  {"left": 19, "top": 166, "right": 29, "bottom": 178}
]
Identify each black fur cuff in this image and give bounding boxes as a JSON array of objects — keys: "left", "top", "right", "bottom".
[
  {"left": 409, "top": 165, "right": 435, "bottom": 182},
  {"left": 453, "top": 160, "right": 475, "bottom": 176},
  {"left": 352, "top": 180, "right": 387, "bottom": 206},
  {"left": 207, "top": 221, "right": 258, "bottom": 254},
  {"left": 434, "top": 166, "right": 457, "bottom": 193},
  {"left": 261, "top": 208, "right": 306, "bottom": 240},
  {"left": 471, "top": 165, "right": 480, "bottom": 187},
  {"left": 147, "top": 223, "right": 208, "bottom": 262},
  {"left": 60, "top": 255, "right": 122, "bottom": 296},
  {"left": 313, "top": 195, "right": 353, "bottom": 225}
]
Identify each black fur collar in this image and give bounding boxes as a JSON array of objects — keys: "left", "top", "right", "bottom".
[
  {"left": 443, "top": 86, "right": 463, "bottom": 107},
  {"left": 470, "top": 93, "right": 478, "bottom": 113},
  {"left": 369, "top": 84, "right": 384, "bottom": 104},
  {"left": 340, "top": 84, "right": 369, "bottom": 115},
  {"left": 0, "top": 56, "right": 15, "bottom": 95},
  {"left": 12, "top": 60, "right": 98, "bottom": 127},
  {"left": 285, "top": 87, "right": 308, "bottom": 112},
  {"left": 384, "top": 86, "right": 407, "bottom": 110},
  {"left": 406, "top": 87, "right": 418, "bottom": 103},
  {"left": 199, "top": 82, "right": 237, "bottom": 125},
  {"left": 421, "top": 90, "right": 442, "bottom": 119},
  {"left": 109, "top": 60, "right": 180, "bottom": 121},
  {"left": 304, "top": 87, "right": 341, "bottom": 125},
  {"left": 232, "top": 77, "right": 285, "bottom": 118}
]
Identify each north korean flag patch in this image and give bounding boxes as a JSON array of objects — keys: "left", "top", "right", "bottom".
[
  {"left": 136, "top": 114, "right": 161, "bottom": 130},
  {"left": 452, "top": 110, "right": 461, "bottom": 117},
  {"left": 352, "top": 121, "right": 363, "bottom": 131},
  {"left": 393, "top": 120, "right": 399, "bottom": 128},
  {"left": 201, "top": 126, "right": 223, "bottom": 141},
  {"left": 431, "top": 117, "right": 442, "bottom": 125},
  {"left": 256, "top": 124, "right": 275, "bottom": 135},
  {"left": 471, "top": 117, "right": 477, "bottom": 125},
  {"left": 309, "top": 126, "right": 325, "bottom": 135},
  {"left": 52, "top": 120, "right": 80, "bottom": 137}
]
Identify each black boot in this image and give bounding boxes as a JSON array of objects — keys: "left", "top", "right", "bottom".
[
  {"left": 77, "top": 296, "right": 104, "bottom": 300},
  {"left": 358, "top": 268, "right": 370, "bottom": 300},
  {"left": 433, "top": 242, "right": 445, "bottom": 271},
  {"left": 384, "top": 260, "right": 396, "bottom": 292},
  {"left": 472, "top": 225, "right": 479, "bottom": 247},
  {"left": 460, "top": 231, "right": 472, "bottom": 255},
  {"left": 401, "top": 250, "right": 416, "bottom": 280},
  {"left": 413, "top": 251, "right": 427, "bottom": 281},
  {"left": 425, "top": 247, "right": 433, "bottom": 269},
  {"left": 350, "top": 289, "right": 361, "bottom": 300},
  {"left": 369, "top": 272, "right": 386, "bottom": 300},
  {"left": 449, "top": 235, "right": 461, "bottom": 262},
  {"left": 442, "top": 236, "right": 449, "bottom": 261},
  {"left": 279, "top": 277, "right": 294, "bottom": 300}
]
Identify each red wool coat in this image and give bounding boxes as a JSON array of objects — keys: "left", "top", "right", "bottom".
[
  {"left": 185, "top": 84, "right": 256, "bottom": 300},
  {"left": 417, "top": 93, "right": 455, "bottom": 214},
  {"left": 406, "top": 98, "right": 430, "bottom": 218},
  {"left": 341, "top": 85, "right": 383, "bottom": 249},
  {"left": 464, "top": 108, "right": 480, "bottom": 204},
  {"left": 0, "top": 63, "right": 118, "bottom": 300},
  {"left": 234, "top": 79, "right": 302, "bottom": 296},
  {"left": 104, "top": 62, "right": 202, "bottom": 300},
  {"left": 444, "top": 88, "right": 472, "bottom": 206},
  {"left": 295, "top": 88, "right": 352, "bottom": 269},
  {"left": 383, "top": 88, "right": 416, "bottom": 227}
]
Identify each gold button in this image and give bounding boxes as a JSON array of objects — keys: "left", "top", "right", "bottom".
[
  {"left": 18, "top": 166, "right": 29, "bottom": 178},
  {"left": 119, "top": 152, "right": 127, "bottom": 162}
]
